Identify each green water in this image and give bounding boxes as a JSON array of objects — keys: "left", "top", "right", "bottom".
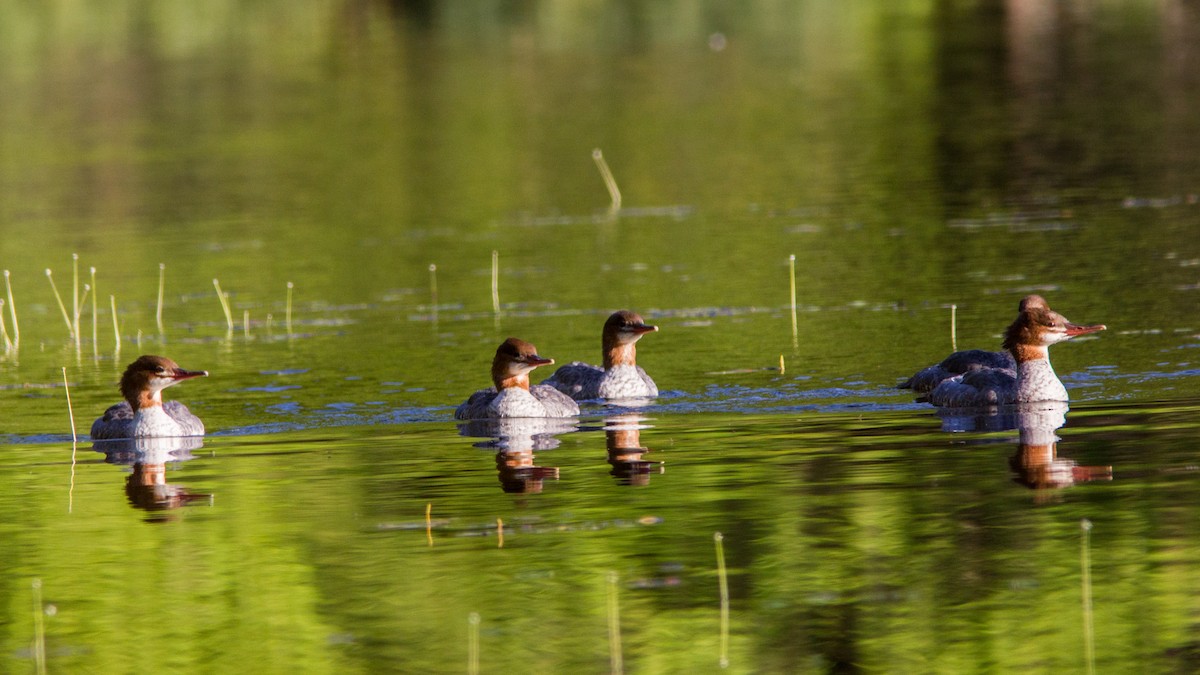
[
  {"left": 6, "top": 409, "right": 1200, "bottom": 672},
  {"left": 3, "top": 1, "right": 1200, "bottom": 672}
]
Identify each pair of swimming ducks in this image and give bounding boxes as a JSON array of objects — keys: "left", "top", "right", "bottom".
[{"left": 90, "top": 297, "right": 1106, "bottom": 438}]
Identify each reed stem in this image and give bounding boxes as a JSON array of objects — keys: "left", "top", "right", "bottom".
[
  {"left": 715, "top": 532, "right": 730, "bottom": 668},
  {"left": 1081, "top": 519, "right": 1095, "bottom": 675},
  {"left": 467, "top": 612, "right": 480, "bottom": 675},
  {"left": 45, "top": 269, "right": 74, "bottom": 338},
  {"left": 32, "top": 579, "right": 45, "bottom": 675},
  {"left": 89, "top": 267, "right": 97, "bottom": 358},
  {"left": 71, "top": 254, "right": 79, "bottom": 343},
  {"left": 426, "top": 503, "right": 433, "bottom": 547},
  {"left": 0, "top": 302, "right": 9, "bottom": 353},
  {"left": 64, "top": 366, "right": 78, "bottom": 514},
  {"left": 286, "top": 281, "right": 294, "bottom": 336},
  {"left": 75, "top": 285, "right": 90, "bottom": 349},
  {"left": 497, "top": 517, "right": 504, "bottom": 548},
  {"left": 789, "top": 254, "right": 798, "bottom": 346},
  {"left": 490, "top": 251, "right": 500, "bottom": 315},
  {"left": 110, "top": 295, "right": 120, "bottom": 354},
  {"left": 0, "top": 300, "right": 10, "bottom": 351},
  {"left": 243, "top": 310, "right": 250, "bottom": 339},
  {"left": 4, "top": 270, "right": 18, "bottom": 349},
  {"left": 950, "top": 304, "right": 958, "bottom": 352},
  {"left": 429, "top": 264, "right": 438, "bottom": 313},
  {"left": 213, "top": 279, "right": 234, "bottom": 332},
  {"left": 156, "top": 263, "right": 166, "bottom": 335},
  {"left": 62, "top": 367, "right": 77, "bottom": 443},
  {"left": 607, "top": 570, "right": 623, "bottom": 675},
  {"left": 592, "top": 148, "right": 623, "bottom": 211}
]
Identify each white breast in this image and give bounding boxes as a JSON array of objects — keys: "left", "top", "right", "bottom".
[
  {"left": 488, "top": 388, "right": 550, "bottom": 418},
  {"left": 597, "top": 365, "right": 658, "bottom": 399},
  {"left": 133, "top": 406, "right": 185, "bottom": 437}
]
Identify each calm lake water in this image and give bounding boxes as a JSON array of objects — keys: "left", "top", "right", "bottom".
[{"left": 3, "top": 1, "right": 1200, "bottom": 672}]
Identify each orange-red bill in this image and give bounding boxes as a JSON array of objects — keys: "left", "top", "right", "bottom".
[{"left": 172, "top": 368, "right": 209, "bottom": 380}]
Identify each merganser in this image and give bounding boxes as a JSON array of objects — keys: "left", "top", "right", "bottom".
[
  {"left": 90, "top": 355, "right": 208, "bottom": 439},
  {"left": 543, "top": 310, "right": 659, "bottom": 400},
  {"left": 455, "top": 338, "right": 580, "bottom": 419},
  {"left": 901, "top": 295, "right": 1105, "bottom": 406}
]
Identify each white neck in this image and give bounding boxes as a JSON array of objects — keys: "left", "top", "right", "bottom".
[{"left": 1016, "top": 358, "right": 1068, "bottom": 402}]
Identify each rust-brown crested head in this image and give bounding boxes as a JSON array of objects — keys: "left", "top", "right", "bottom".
[
  {"left": 119, "top": 354, "right": 208, "bottom": 408},
  {"left": 1002, "top": 295, "right": 1105, "bottom": 354},
  {"left": 1017, "top": 295, "right": 1049, "bottom": 313},
  {"left": 491, "top": 338, "right": 554, "bottom": 389},
  {"left": 603, "top": 310, "right": 659, "bottom": 344},
  {"left": 602, "top": 311, "right": 658, "bottom": 370}
]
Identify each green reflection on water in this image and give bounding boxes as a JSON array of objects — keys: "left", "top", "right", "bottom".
[{"left": 3, "top": 408, "right": 1200, "bottom": 672}]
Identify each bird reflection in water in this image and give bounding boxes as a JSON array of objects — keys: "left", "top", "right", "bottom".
[
  {"left": 458, "top": 418, "right": 576, "bottom": 494},
  {"left": 93, "top": 436, "right": 213, "bottom": 521},
  {"left": 604, "top": 413, "right": 663, "bottom": 486},
  {"left": 937, "top": 402, "right": 1112, "bottom": 493}
]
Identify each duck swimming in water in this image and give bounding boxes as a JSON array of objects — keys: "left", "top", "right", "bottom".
[
  {"left": 900, "top": 295, "right": 1105, "bottom": 407},
  {"left": 90, "top": 355, "right": 208, "bottom": 439},
  {"left": 455, "top": 338, "right": 580, "bottom": 419},
  {"left": 543, "top": 310, "right": 659, "bottom": 401}
]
